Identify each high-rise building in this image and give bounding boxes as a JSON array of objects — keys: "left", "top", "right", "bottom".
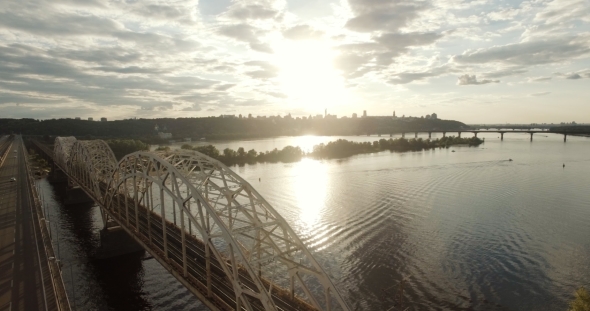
[
  {"left": 352, "top": 113, "right": 357, "bottom": 118},
  {"left": 88, "top": 117, "right": 93, "bottom": 121},
  {"left": 363, "top": 110, "right": 367, "bottom": 117},
  {"left": 75, "top": 117, "right": 81, "bottom": 120},
  {"left": 101, "top": 117, "right": 107, "bottom": 122}
]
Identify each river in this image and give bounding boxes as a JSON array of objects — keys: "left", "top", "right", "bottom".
[{"left": 37, "top": 132, "right": 590, "bottom": 310}]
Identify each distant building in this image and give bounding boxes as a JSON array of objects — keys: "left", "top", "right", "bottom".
[
  {"left": 239, "top": 114, "right": 242, "bottom": 118},
  {"left": 88, "top": 117, "right": 93, "bottom": 121},
  {"left": 425, "top": 114, "right": 431, "bottom": 119},
  {"left": 100, "top": 117, "right": 107, "bottom": 122},
  {"left": 248, "top": 113, "right": 253, "bottom": 119},
  {"left": 220, "top": 114, "right": 236, "bottom": 118},
  {"left": 431, "top": 113, "right": 438, "bottom": 120},
  {"left": 75, "top": 117, "right": 81, "bottom": 120},
  {"left": 363, "top": 110, "right": 367, "bottom": 117},
  {"left": 352, "top": 113, "right": 358, "bottom": 118},
  {"left": 393, "top": 111, "right": 396, "bottom": 118},
  {"left": 183, "top": 138, "right": 191, "bottom": 142},
  {"left": 158, "top": 132, "right": 173, "bottom": 139}
]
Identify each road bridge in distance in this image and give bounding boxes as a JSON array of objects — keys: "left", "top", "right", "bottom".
[
  {"left": 386, "top": 129, "right": 583, "bottom": 142},
  {"left": 30, "top": 137, "right": 350, "bottom": 311}
]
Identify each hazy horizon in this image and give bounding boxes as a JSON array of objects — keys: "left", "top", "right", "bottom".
[{"left": 0, "top": 0, "right": 588, "bottom": 123}]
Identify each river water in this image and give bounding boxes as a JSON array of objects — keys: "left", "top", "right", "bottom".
[{"left": 37, "top": 132, "right": 590, "bottom": 310}]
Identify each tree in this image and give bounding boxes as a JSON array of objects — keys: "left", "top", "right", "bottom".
[{"left": 569, "top": 287, "right": 590, "bottom": 311}]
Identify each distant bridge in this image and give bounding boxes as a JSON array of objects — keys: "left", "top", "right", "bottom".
[
  {"left": 388, "top": 129, "right": 579, "bottom": 142},
  {"left": 31, "top": 138, "right": 350, "bottom": 311}
]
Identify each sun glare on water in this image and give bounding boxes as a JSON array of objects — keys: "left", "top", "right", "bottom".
[{"left": 274, "top": 40, "right": 349, "bottom": 113}]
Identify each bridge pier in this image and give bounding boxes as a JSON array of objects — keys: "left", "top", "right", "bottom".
[
  {"left": 94, "top": 227, "right": 144, "bottom": 259},
  {"left": 564, "top": 134, "right": 567, "bottom": 142},
  {"left": 501, "top": 132, "right": 504, "bottom": 141},
  {"left": 458, "top": 132, "right": 461, "bottom": 138},
  {"left": 443, "top": 132, "right": 446, "bottom": 137},
  {"left": 415, "top": 132, "right": 418, "bottom": 138},
  {"left": 428, "top": 132, "right": 431, "bottom": 139},
  {"left": 530, "top": 132, "right": 533, "bottom": 142},
  {"left": 402, "top": 132, "right": 405, "bottom": 138},
  {"left": 474, "top": 132, "right": 478, "bottom": 138}
]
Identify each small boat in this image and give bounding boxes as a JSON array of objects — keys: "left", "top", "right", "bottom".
[
  {"left": 509, "top": 159, "right": 513, "bottom": 161},
  {"left": 452, "top": 150, "right": 455, "bottom": 152}
]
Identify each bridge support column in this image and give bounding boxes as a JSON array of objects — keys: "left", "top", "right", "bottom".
[
  {"left": 94, "top": 227, "right": 144, "bottom": 259},
  {"left": 389, "top": 133, "right": 392, "bottom": 137},
  {"left": 415, "top": 132, "right": 418, "bottom": 138},
  {"left": 458, "top": 132, "right": 461, "bottom": 138},
  {"left": 443, "top": 132, "right": 446, "bottom": 137},
  {"left": 530, "top": 133, "right": 533, "bottom": 142},
  {"left": 428, "top": 132, "right": 431, "bottom": 139},
  {"left": 564, "top": 134, "right": 567, "bottom": 142},
  {"left": 501, "top": 133, "right": 504, "bottom": 141},
  {"left": 402, "top": 132, "right": 405, "bottom": 138},
  {"left": 474, "top": 132, "right": 478, "bottom": 138}
]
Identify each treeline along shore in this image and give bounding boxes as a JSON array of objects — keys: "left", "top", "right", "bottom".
[
  {"left": 2, "top": 117, "right": 469, "bottom": 143},
  {"left": 155, "top": 136, "right": 484, "bottom": 166}
]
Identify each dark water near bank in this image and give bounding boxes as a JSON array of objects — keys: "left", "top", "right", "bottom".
[{"left": 39, "top": 132, "right": 590, "bottom": 310}]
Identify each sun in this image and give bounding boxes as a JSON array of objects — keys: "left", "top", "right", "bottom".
[{"left": 273, "top": 40, "right": 349, "bottom": 114}]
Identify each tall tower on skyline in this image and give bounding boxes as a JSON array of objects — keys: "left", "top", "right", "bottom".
[
  {"left": 393, "top": 110, "right": 396, "bottom": 118},
  {"left": 325, "top": 108, "right": 327, "bottom": 118}
]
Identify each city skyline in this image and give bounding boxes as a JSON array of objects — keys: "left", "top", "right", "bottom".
[{"left": 0, "top": 0, "right": 588, "bottom": 123}]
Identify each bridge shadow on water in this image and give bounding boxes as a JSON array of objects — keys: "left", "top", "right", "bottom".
[{"left": 44, "top": 180, "right": 156, "bottom": 310}]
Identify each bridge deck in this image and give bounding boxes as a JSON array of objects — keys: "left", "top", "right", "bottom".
[{"left": 0, "top": 137, "right": 60, "bottom": 311}]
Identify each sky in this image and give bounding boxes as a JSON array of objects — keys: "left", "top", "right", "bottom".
[{"left": 0, "top": 0, "right": 588, "bottom": 123}]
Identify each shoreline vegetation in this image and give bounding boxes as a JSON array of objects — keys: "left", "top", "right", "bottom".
[{"left": 155, "top": 136, "right": 484, "bottom": 166}]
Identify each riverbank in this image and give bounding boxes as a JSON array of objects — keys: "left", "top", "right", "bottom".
[{"left": 170, "top": 136, "right": 484, "bottom": 166}]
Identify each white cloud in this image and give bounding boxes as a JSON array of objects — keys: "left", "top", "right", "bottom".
[{"left": 457, "top": 74, "right": 499, "bottom": 85}]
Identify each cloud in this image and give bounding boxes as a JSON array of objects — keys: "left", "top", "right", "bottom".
[
  {"left": 243, "top": 61, "right": 279, "bottom": 79},
  {"left": 283, "top": 25, "right": 324, "bottom": 40},
  {"left": 528, "top": 76, "right": 552, "bottom": 82},
  {"left": 483, "top": 67, "right": 527, "bottom": 78},
  {"left": 345, "top": 0, "right": 428, "bottom": 33},
  {"left": 226, "top": 4, "right": 279, "bottom": 20},
  {"left": 566, "top": 73, "right": 582, "bottom": 79},
  {"left": 531, "top": 92, "right": 551, "bottom": 96},
  {"left": 388, "top": 65, "right": 451, "bottom": 85},
  {"left": 457, "top": 74, "right": 499, "bottom": 85},
  {"left": 453, "top": 37, "right": 590, "bottom": 66},
  {"left": 218, "top": 24, "right": 272, "bottom": 53},
  {"left": 335, "top": 31, "right": 443, "bottom": 79},
  {"left": 555, "top": 69, "right": 590, "bottom": 80}
]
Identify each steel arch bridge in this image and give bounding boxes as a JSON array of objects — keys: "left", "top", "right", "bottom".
[{"left": 51, "top": 137, "right": 350, "bottom": 311}]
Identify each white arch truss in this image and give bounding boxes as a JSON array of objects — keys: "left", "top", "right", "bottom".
[
  {"left": 54, "top": 136, "right": 77, "bottom": 170},
  {"left": 53, "top": 137, "right": 350, "bottom": 311}
]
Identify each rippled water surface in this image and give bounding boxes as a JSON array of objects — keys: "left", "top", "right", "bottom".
[{"left": 39, "top": 133, "right": 590, "bottom": 310}]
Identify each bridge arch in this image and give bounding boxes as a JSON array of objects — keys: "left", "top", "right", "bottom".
[
  {"left": 66, "top": 140, "right": 118, "bottom": 202},
  {"left": 104, "top": 152, "right": 281, "bottom": 311},
  {"left": 156, "top": 150, "right": 350, "bottom": 310},
  {"left": 52, "top": 137, "right": 350, "bottom": 311},
  {"left": 53, "top": 137, "right": 77, "bottom": 170}
]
